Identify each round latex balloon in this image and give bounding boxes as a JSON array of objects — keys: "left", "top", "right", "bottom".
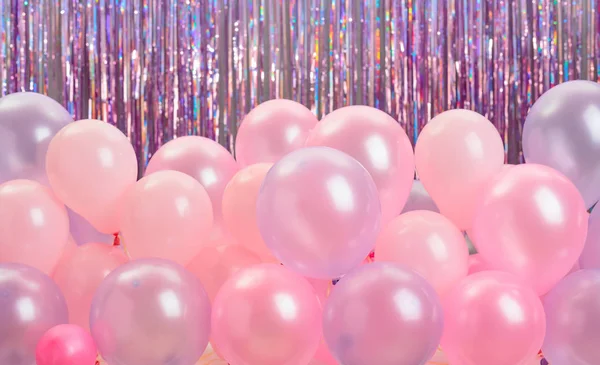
[
  {"left": 120, "top": 170, "right": 213, "bottom": 265},
  {"left": 542, "top": 270, "right": 600, "bottom": 365},
  {"left": 441, "top": 271, "right": 546, "bottom": 365},
  {"left": 235, "top": 99, "right": 318, "bottom": 166},
  {"left": 256, "top": 147, "right": 381, "bottom": 279},
  {"left": 145, "top": 136, "right": 239, "bottom": 229},
  {"left": 0, "top": 179, "right": 69, "bottom": 274},
  {"left": 36, "top": 324, "right": 97, "bottom": 365},
  {"left": 375, "top": 210, "right": 469, "bottom": 295},
  {"left": 52, "top": 243, "right": 129, "bottom": 330},
  {"left": 580, "top": 208, "right": 600, "bottom": 269},
  {"left": 211, "top": 264, "right": 322, "bottom": 365},
  {"left": 90, "top": 258, "right": 211, "bottom": 365},
  {"left": 186, "top": 243, "right": 262, "bottom": 302},
  {"left": 0, "top": 92, "right": 73, "bottom": 185},
  {"left": 45, "top": 119, "right": 137, "bottom": 234},
  {"left": 305, "top": 106, "right": 414, "bottom": 224},
  {"left": 0, "top": 263, "right": 68, "bottom": 365},
  {"left": 67, "top": 209, "right": 114, "bottom": 246},
  {"left": 221, "top": 163, "right": 276, "bottom": 261},
  {"left": 467, "top": 254, "right": 491, "bottom": 275},
  {"left": 323, "top": 262, "right": 443, "bottom": 365},
  {"left": 471, "top": 164, "right": 588, "bottom": 295},
  {"left": 415, "top": 109, "right": 504, "bottom": 230},
  {"left": 401, "top": 180, "right": 439, "bottom": 213},
  {"left": 523, "top": 80, "right": 600, "bottom": 208}
]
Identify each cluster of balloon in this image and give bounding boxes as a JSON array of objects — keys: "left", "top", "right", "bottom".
[{"left": 0, "top": 79, "right": 599, "bottom": 365}]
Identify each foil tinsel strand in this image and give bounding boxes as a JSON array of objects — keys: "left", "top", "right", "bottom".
[{"left": 0, "top": 0, "right": 598, "bottom": 167}]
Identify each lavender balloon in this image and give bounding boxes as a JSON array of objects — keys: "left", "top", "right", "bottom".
[
  {"left": 67, "top": 209, "right": 113, "bottom": 246},
  {"left": 523, "top": 81, "right": 600, "bottom": 208},
  {"left": 401, "top": 180, "right": 439, "bottom": 213},
  {"left": 322, "top": 262, "right": 444, "bottom": 365},
  {"left": 542, "top": 270, "right": 600, "bottom": 365},
  {"left": 0, "top": 92, "right": 73, "bottom": 184},
  {"left": 580, "top": 208, "right": 600, "bottom": 269},
  {"left": 0, "top": 263, "right": 68, "bottom": 365},
  {"left": 90, "top": 258, "right": 211, "bottom": 365}
]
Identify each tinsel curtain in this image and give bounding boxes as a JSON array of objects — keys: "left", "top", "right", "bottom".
[{"left": 0, "top": 0, "right": 598, "bottom": 169}]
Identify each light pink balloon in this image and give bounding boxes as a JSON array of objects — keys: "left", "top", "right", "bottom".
[
  {"left": 120, "top": 170, "right": 213, "bottom": 265},
  {"left": 145, "top": 136, "right": 239, "bottom": 229},
  {"left": 375, "top": 210, "right": 469, "bottom": 295},
  {"left": 441, "top": 271, "right": 546, "bottom": 365},
  {"left": 46, "top": 119, "right": 138, "bottom": 234},
  {"left": 52, "top": 243, "right": 129, "bottom": 330},
  {"left": 186, "top": 243, "right": 262, "bottom": 302},
  {"left": 0, "top": 180, "right": 69, "bottom": 274},
  {"left": 211, "top": 264, "right": 322, "bottom": 365},
  {"left": 306, "top": 106, "right": 414, "bottom": 224},
  {"left": 256, "top": 147, "right": 381, "bottom": 279},
  {"left": 221, "top": 163, "right": 278, "bottom": 261},
  {"left": 415, "top": 109, "right": 504, "bottom": 230},
  {"left": 235, "top": 99, "right": 318, "bottom": 166},
  {"left": 467, "top": 254, "right": 491, "bottom": 275},
  {"left": 471, "top": 164, "right": 588, "bottom": 295}
]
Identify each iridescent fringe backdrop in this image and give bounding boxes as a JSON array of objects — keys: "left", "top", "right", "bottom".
[{"left": 0, "top": 0, "right": 598, "bottom": 169}]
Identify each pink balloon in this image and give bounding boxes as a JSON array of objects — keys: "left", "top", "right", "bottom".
[
  {"left": 375, "top": 210, "right": 469, "bottom": 295},
  {"left": 52, "top": 243, "right": 129, "bottom": 330},
  {"left": 401, "top": 180, "right": 439, "bottom": 213},
  {"left": 415, "top": 109, "right": 504, "bottom": 230},
  {"left": 311, "top": 341, "right": 339, "bottom": 365},
  {"left": 256, "top": 147, "right": 381, "bottom": 279},
  {"left": 471, "top": 164, "right": 588, "bottom": 295},
  {"left": 211, "top": 264, "right": 322, "bottom": 365},
  {"left": 235, "top": 99, "right": 318, "bottom": 166},
  {"left": 306, "top": 106, "right": 414, "bottom": 224},
  {"left": 145, "top": 136, "right": 239, "bottom": 228},
  {"left": 0, "top": 180, "right": 69, "bottom": 274},
  {"left": 222, "top": 163, "right": 277, "bottom": 261},
  {"left": 46, "top": 119, "right": 138, "bottom": 234},
  {"left": 36, "top": 324, "right": 97, "bottom": 365},
  {"left": 323, "top": 262, "right": 444, "bottom": 365},
  {"left": 186, "top": 243, "right": 262, "bottom": 302},
  {"left": 467, "top": 254, "right": 491, "bottom": 275},
  {"left": 542, "top": 269, "right": 600, "bottom": 365},
  {"left": 441, "top": 271, "right": 546, "bottom": 365},
  {"left": 120, "top": 170, "right": 213, "bottom": 265}
]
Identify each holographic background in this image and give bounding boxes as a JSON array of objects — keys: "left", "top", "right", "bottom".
[{"left": 0, "top": 0, "right": 598, "bottom": 172}]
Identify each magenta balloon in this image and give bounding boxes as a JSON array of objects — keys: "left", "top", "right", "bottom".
[
  {"left": 580, "top": 209, "right": 600, "bottom": 269},
  {"left": 542, "top": 270, "right": 600, "bottom": 365},
  {"left": 323, "top": 262, "right": 443, "bottom": 365},
  {"left": 441, "top": 271, "right": 546, "bottom": 365},
  {"left": 145, "top": 136, "right": 239, "bottom": 228},
  {"left": 256, "top": 147, "right": 381, "bottom": 279},
  {"left": 401, "top": 180, "right": 439, "bottom": 213},
  {"left": 0, "top": 92, "right": 73, "bottom": 185},
  {"left": 306, "top": 106, "right": 415, "bottom": 224},
  {"left": 211, "top": 264, "right": 322, "bottom": 365},
  {"left": 471, "top": 164, "right": 588, "bottom": 295},
  {"left": 0, "top": 263, "right": 68, "bottom": 365},
  {"left": 523, "top": 80, "right": 600, "bottom": 208},
  {"left": 90, "top": 258, "right": 211, "bottom": 365},
  {"left": 235, "top": 99, "right": 318, "bottom": 166},
  {"left": 36, "top": 324, "right": 97, "bottom": 365}
]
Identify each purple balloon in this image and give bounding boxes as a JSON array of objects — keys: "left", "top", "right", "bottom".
[
  {"left": 90, "top": 258, "right": 211, "bottom": 365},
  {"left": 0, "top": 92, "right": 73, "bottom": 185},
  {"left": 0, "top": 263, "right": 68, "bottom": 365},
  {"left": 323, "top": 262, "right": 444, "bottom": 365},
  {"left": 523, "top": 81, "right": 600, "bottom": 208},
  {"left": 401, "top": 180, "right": 439, "bottom": 213},
  {"left": 542, "top": 269, "right": 600, "bottom": 365},
  {"left": 67, "top": 209, "right": 113, "bottom": 246}
]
